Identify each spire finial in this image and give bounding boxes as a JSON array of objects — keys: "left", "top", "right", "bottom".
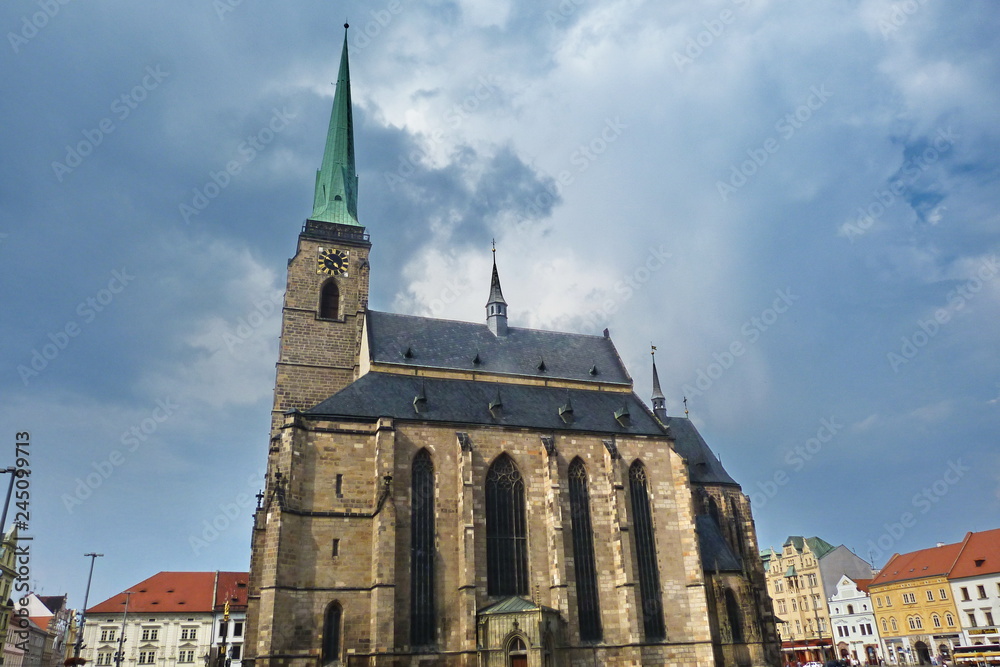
[
  {"left": 492, "top": 238, "right": 496, "bottom": 254},
  {"left": 683, "top": 396, "right": 689, "bottom": 417},
  {"left": 650, "top": 344, "right": 666, "bottom": 418}
]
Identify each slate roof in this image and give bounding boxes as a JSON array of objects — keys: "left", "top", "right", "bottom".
[
  {"left": 696, "top": 515, "right": 743, "bottom": 572},
  {"left": 664, "top": 417, "right": 737, "bottom": 486},
  {"left": 366, "top": 311, "right": 631, "bottom": 385},
  {"left": 308, "top": 372, "right": 663, "bottom": 435}
]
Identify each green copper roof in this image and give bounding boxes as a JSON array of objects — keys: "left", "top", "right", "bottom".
[
  {"left": 311, "top": 27, "right": 360, "bottom": 226},
  {"left": 784, "top": 565, "right": 797, "bottom": 577},
  {"left": 478, "top": 596, "right": 558, "bottom": 615}
]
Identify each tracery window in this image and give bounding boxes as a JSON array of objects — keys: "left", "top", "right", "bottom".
[
  {"left": 629, "top": 460, "right": 665, "bottom": 640},
  {"left": 725, "top": 588, "right": 744, "bottom": 643},
  {"left": 410, "top": 449, "right": 435, "bottom": 645},
  {"left": 568, "top": 458, "right": 602, "bottom": 641},
  {"left": 486, "top": 454, "right": 528, "bottom": 595}
]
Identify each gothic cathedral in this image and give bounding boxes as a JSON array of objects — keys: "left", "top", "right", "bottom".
[{"left": 244, "top": 29, "right": 781, "bottom": 667}]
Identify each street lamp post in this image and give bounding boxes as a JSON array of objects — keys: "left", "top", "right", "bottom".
[
  {"left": 74, "top": 553, "right": 104, "bottom": 660},
  {"left": 114, "top": 592, "right": 133, "bottom": 667},
  {"left": 0, "top": 467, "right": 18, "bottom": 534}
]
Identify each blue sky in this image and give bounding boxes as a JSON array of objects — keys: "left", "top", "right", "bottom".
[{"left": 1, "top": 0, "right": 998, "bottom": 607}]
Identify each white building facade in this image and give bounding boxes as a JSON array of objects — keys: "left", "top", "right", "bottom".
[{"left": 828, "top": 575, "right": 882, "bottom": 665}]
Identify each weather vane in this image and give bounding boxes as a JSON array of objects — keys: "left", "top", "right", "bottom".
[{"left": 683, "top": 396, "right": 689, "bottom": 417}]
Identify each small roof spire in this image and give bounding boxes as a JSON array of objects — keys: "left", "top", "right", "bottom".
[
  {"left": 651, "top": 345, "right": 666, "bottom": 418},
  {"left": 311, "top": 24, "right": 360, "bottom": 226},
  {"left": 486, "top": 241, "right": 508, "bottom": 336}
]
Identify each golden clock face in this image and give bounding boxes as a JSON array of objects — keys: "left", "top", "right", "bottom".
[{"left": 318, "top": 248, "right": 349, "bottom": 276}]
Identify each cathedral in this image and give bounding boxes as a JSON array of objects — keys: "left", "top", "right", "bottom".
[{"left": 243, "top": 29, "right": 780, "bottom": 667}]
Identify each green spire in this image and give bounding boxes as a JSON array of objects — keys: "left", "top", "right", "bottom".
[{"left": 311, "top": 25, "right": 360, "bottom": 226}]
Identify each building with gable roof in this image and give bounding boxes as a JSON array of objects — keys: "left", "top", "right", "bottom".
[
  {"left": 82, "top": 572, "right": 248, "bottom": 667},
  {"left": 761, "top": 536, "right": 873, "bottom": 665},
  {"left": 946, "top": 527, "right": 1000, "bottom": 646},
  {"left": 243, "top": 25, "right": 780, "bottom": 667},
  {"left": 828, "top": 575, "right": 881, "bottom": 665}
]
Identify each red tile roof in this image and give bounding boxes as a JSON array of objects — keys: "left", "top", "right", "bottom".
[
  {"left": 28, "top": 616, "right": 52, "bottom": 633},
  {"left": 851, "top": 577, "right": 874, "bottom": 593},
  {"left": 88, "top": 572, "right": 248, "bottom": 615},
  {"left": 948, "top": 527, "right": 1000, "bottom": 580},
  {"left": 871, "top": 541, "right": 964, "bottom": 586},
  {"left": 214, "top": 572, "right": 249, "bottom": 612}
]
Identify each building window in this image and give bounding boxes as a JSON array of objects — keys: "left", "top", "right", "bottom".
[
  {"left": 230, "top": 646, "right": 241, "bottom": 660},
  {"left": 725, "top": 588, "right": 745, "bottom": 643},
  {"left": 180, "top": 628, "right": 197, "bottom": 641},
  {"left": 568, "top": 458, "right": 602, "bottom": 642},
  {"left": 319, "top": 279, "right": 339, "bottom": 319},
  {"left": 335, "top": 474, "right": 343, "bottom": 498},
  {"left": 233, "top": 622, "right": 243, "bottom": 637},
  {"left": 322, "top": 602, "right": 342, "bottom": 664},
  {"left": 792, "top": 600, "right": 797, "bottom": 611},
  {"left": 961, "top": 587, "right": 971, "bottom": 601},
  {"left": 877, "top": 597, "right": 883, "bottom": 608},
  {"left": 946, "top": 613, "right": 954, "bottom": 626},
  {"left": 881, "top": 619, "right": 888, "bottom": 632},
  {"left": 847, "top": 604, "right": 854, "bottom": 615},
  {"left": 331, "top": 539, "right": 340, "bottom": 557},
  {"left": 100, "top": 629, "right": 116, "bottom": 642},
  {"left": 97, "top": 654, "right": 113, "bottom": 666},
  {"left": 629, "top": 460, "right": 665, "bottom": 641},
  {"left": 932, "top": 614, "right": 941, "bottom": 628},
  {"left": 908, "top": 616, "right": 922, "bottom": 630},
  {"left": 986, "top": 611, "right": 995, "bottom": 626},
  {"left": 178, "top": 650, "right": 195, "bottom": 663},
  {"left": 977, "top": 585, "right": 987, "bottom": 599},
  {"left": 903, "top": 593, "right": 916, "bottom": 604},
  {"left": 775, "top": 580, "right": 783, "bottom": 593},
  {"left": 138, "top": 651, "right": 156, "bottom": 665},
  {"left": 807, "top": 573, "right": 817, "bottom": 587},
  {"left": 939, "top": 588, "right": 948, "bottom": 600},
  {"left": 410, "top": 449, "right": 436, "bottom": 646},
  {"left": 967, "top": 612, "right": 977, "bottom": 628},
  {"left": 141, "top": 628, "right": 158, "bottom": 641},
  {"left": 890, "top": 618, "right": 897, "bottom": 631},
  {"left": 485, "top": 454, "right": 529, "bottom": 596},
  {"left": 777, "top": 600, "right": 786, "bottom": 614},
  {"left": 926, "top": 590, "right": 935, "bottom": 602}
]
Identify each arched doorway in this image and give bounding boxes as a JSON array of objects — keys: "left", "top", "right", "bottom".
[
  {"left": 507, "top": 637, "right": 528, "bottom": 667},
  {"left": 914, "top": 641, "right": 930, "bottom": 665}
]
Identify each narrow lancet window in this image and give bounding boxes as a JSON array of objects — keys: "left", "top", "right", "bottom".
[
  {"left": 322, "top": 602, "right": 342, "bottom": 663},
  {"left": 410, "top": 450, "right": 435, "bottom": 645},
  {"left": 486, "top": 454, "right": 528, "bottom": 595},
  {"left": 629, "top": 460, "right": 665, "bottom": 640},
  {"left": 568, "top": 458, "right": 602, "bottom": 641},
  {"left": 320, "top": 279, "right": 339, "bottom": 319}
]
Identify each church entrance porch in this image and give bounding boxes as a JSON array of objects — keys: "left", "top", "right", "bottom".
[{"left": 476, "top": 597, "right": 561, "bottom": 667}]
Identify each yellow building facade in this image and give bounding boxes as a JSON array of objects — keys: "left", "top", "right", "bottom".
[{"left": 869, "top": 545, "right": 964, "bottom": 665}]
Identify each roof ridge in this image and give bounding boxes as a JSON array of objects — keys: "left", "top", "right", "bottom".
[{"left": 369, "top": 309, "right": 616, "bottom": 340}]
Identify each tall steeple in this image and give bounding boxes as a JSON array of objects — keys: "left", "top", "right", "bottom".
[
  {"left": 651, "top": 346, "right": 666, "bottom": 419},
  {"left": 311, "top": 25, "right": 360, "bottom": 227},
  {"left": 486, "top": 242, "right": 508, "bottom": 337}
]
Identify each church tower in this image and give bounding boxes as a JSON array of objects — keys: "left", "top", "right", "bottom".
[{"left": 269, "top": 25, "right": 371, "bottom": 433}]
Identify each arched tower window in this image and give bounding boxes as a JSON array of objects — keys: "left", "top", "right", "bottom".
[
  {"left": 725, "top": 588, "right": 744, "bottom": 643},
  {"left": 847, "top": 604, "right": 854, "bottom": 615},
  {"left": 410, "top": 450, "right": 435, "bottom": 646},
  {"left": 629, "top": 460, "right": 665, "bottom": 640},
  {"left": 322, "top": 602, "right": 342, "bottom": 664},
  {"left": 320, "top": 279, "right": 339, "bottom": 319},
  {"left": 568, "top": 458, "right": 602, "bottom": 641},
  {"left": 486, "top": 454, "right": 528, "bottom": 595}
]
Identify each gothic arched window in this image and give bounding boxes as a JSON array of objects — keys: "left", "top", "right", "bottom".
[
  {"left": 320, "top": 279, "right": 339, "bottom": 319},
  {"left": 322, "top": 602, "right": 342, "bottom": 664},
  {"left": 410, "top": 450, "right": 435, "bottom": 645},
  {"left": 486, "top": 454, "right": 528, "bottom": 595},
  {"left": 629, "top": 460, "right": 665, "bottom": 640},
  {"left": 568, "top": 458, "right": 602, "bottom": 641},
  {"left": 725, "top": 588, "right": 744, "bottom": 643}
]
